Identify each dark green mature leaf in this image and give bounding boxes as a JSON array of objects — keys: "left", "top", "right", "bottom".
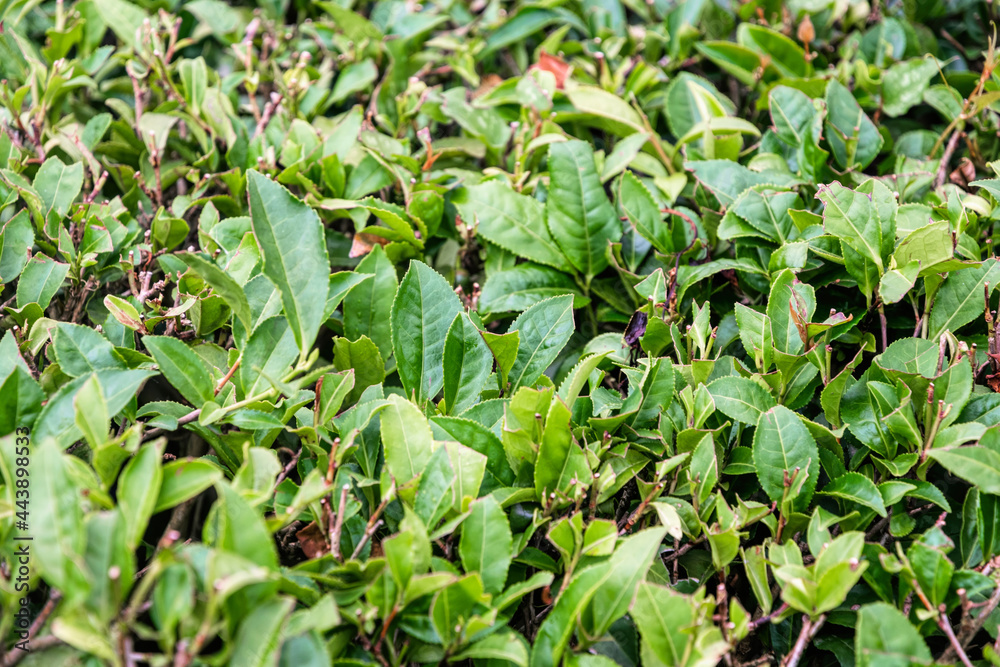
[
  {"left": 928, "top": 258, "right": 1000, "bottom": 338},
  {"left": 34, "top": 157, "right": 84, "bottom": 228},
  {"left": 332, "top": 336, "right": 384, "bottom": 403},
  {"left": 154, "top": 459, "right": 223, "bottom": 513},
  {"left": 825, "top": 80, "right": 883, "bottom": 169},
  {"left": 882, "top": 57, "right": 939, "bottom": 117},
  {"left": 240, "top": 316, "right": 298, "bottom": 397},
  {"left": 507, "top": 295, "right": 575, "bottom": 393},
  {"left": 15, "top": 254, "right": 69, "bottom": 309},
  {"left": 767, "top": 269, "right": 815, "bottom": 355},
  {"left": 686, "top": 160, "right": 796, "bottom": 207},
  {"left": 707, "top": 375, "right": 776, "bottom": 424},
  {"left": 8, "top": 6, "right": 998, "bottom": 664},
  {"left": 52, "top": 323, "right": 124, "bottom": 377},
  {"left": 431, "top": 416, "right": 514, "bottom": 490},
  {"left": 928, "top": 447, "right": 1000, "bottom": 494},
  {"left": 247, "top": 170, "right": 330, "bottom": 357},
  {"left": 381, "top": 394, "right": 434, "bottom": 485},
  {"left": 818, "top": 183, "right": 883, "bottom": 272},
  {"left": 618, "top": 171, "right": 670, "bottom": 254},
  {"left": 0, "top": 210, "right": 32, "bottom": 283},
  {"left": 531, "top": 528, "right": 665, "bottom": 667},
  {"left": 118, "top": 439, "right": 164, "bottom": 548},
  {"left": 391, "top": 260, "right": 464, "bottom": 402},
  {"left": 820, "top": 472, "right": 887, "bottom": 517},
  {"left": 585, "top": 526, "right": 668, "bottom": 637},
  {"left": 175, "top": 252, "right": 252, "bottom": 330},
  {"left": 753, "top": 406, "right": 820, "bottom": 509},
  {"left": 480, "top": 264, "right": 584, "bottom": 314},
  {"left": 443, "top": 312, "right": 492, "bottom": 415},
  {"left": 633, "top": 581, "right": 725, "bottom": 666},
  {"left": 35, "top": 369, "right": 156, "bottom": 447},
  {"left": 29, "top": 437, "right": 90, "bottom": 604},
  {"left": 344, "top": 245, "right": 397, "bottom": 359},
  {"left": 230, "top": 597, "right": 294, "bottom": 667},
  {"left": 453, "top": 181, "right": 567, "bottom": 270},
  {"left": 769, "top": 86, "right": 818, "bottom": 147},
  {"left": 547, "top": 140, "right": 621, "bottom": 279},
  {"left": 144, "top": 336, "right": 215, "bottom": 406}
]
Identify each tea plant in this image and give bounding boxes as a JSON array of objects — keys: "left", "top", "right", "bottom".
[{"left": 1, "top": 0, "right": 1000, "bottom": 666}]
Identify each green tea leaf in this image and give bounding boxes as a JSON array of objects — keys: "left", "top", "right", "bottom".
[
  {"left": 391, "top": 260, "right": 464, "bottom": 402},
  {"left": 459, "top": 494, "right": 512, "bottom": 594},
  {"left": 443, "top": 312, "right": 492, "bottom": 415},
  {"left": 547, "top": 140, "right": 621, "bottom": 279},
  {"left": 247, "top": 170, "right": 330, "bottom": 357},
  {"left": 144, "top": 336, "right": 215, "bottom": 406},
  {"left": 507, "top": 295, "right": 575, "bottom": 393},
  {"left": 752, "top": 406, "right": 820, "bottom": 509}
]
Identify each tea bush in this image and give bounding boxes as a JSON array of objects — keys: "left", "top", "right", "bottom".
[{"left": 1, "top": 0, "right": 1000, "bottom": 666}]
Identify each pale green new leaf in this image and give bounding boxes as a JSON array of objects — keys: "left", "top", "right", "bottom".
[
  {"left": 381, "top": 394, "right": 435, "bottom": 485},
  {"left": 459, "top": 495, "right": 513, "bottom": 594}
]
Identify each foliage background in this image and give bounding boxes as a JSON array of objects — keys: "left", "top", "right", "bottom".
[{"left": 1, "top": 0, "right": 1000, "bottom": 666}]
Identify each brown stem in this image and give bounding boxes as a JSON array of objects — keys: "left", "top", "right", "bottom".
[
  {"left": 329, "top": 484, "right": 350, "bottom": 561},
  {"left": 781, "top": 615, "right": 825, "bottom": 667},
  {"left": 142, "top": 409, "right": 201, "bottom": 440},
  {"left": 272, "top": 446, "right": 302, "bottom": 492},
  {"left": 619, "top": 482, "right": 664, "bottom": 534},
  {"left": 878, "top": 302, "right": 888, "bottom": 352},
  {"left": 1, "top": 591, "right": 62, "bottom": 667},
  {"left": 937, "top": 605, "right": 975, "bottom": 667},
  {"left": 934, "top": 129, "right": 963, "bottom": 190},
  {"left": 253, "top": 92, "right": 284, "bottom": 139},
  {"left": 750, "top": 602, "right": 790, "bottom": 630},
  {"left": 2, "top": 636, "right": 64, "bottom": 667},
  {"left": 215, "top": 358, "right": 241, "bottom": 395},
  {"left": 351, "top": 520, "right": 384, "bottom": 560},
  {"left": 940, "top": 579, "right": 1000, "bottom": 663},
  {"left": 68, "top": 277, "right": 98, "bottom": 324}
]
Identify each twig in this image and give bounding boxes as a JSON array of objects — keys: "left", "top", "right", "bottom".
[
  {"left": 351, "top": 484, "right": 394, "bottom": 559},
  {"left": 142, "top": 409, "right": 201, "bottom": 440},
  {"left": 273, "top": 446, "right": 302, "bottom": 491},
  {"left": 329, "top": 484, "right": 349, "bottom": 561},
  {"left": 28, "top": 591, "right": 60, "bottom": 641},
  {"left": 83, "top": 171, "right": 109, "bottom": 204},
  {"left": 1, "top": 591, "right": 62, "bottom": 667},
  {"left": 937, "top": 605, "right": 975, "bottom": 667},
  {"left": 751, "top": 603, "right": 790, "bottom": 630},
  {"left": 351, "top": 520, "right": 384, "bottom": 560},
  {"left": 253, "top": 92, "right": 283, "bottom": 139},
  {"left": 215, "top": 358, "right": 241, "bottom": 395},
  {"left": 940, "top": 579, "right": 1000, "bottom": 663},
  {"left": 662, "top": 540, "right": 699, "bottom": 565},
  {"left": 69, "top": 277, "right": 98, "bottom": 324},
  {"left": 934, "top": 129, "right": 962, "bottom": 190},
  {"left": 2, "top": 636, "right": 64, "bottom": 666},
  {"left": 619, "top": 482, "right": 664, "bottom": 534},
  {"left": 781, "top": 615, "right": 825, "bottom": 667},
  {"left": 127, "top": 63, "right": 144, "bottom": 132},
  {"left": 878, "top": 302, "right": 888, "bottom": 352}
]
